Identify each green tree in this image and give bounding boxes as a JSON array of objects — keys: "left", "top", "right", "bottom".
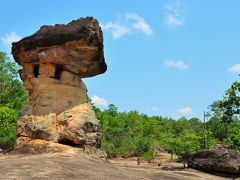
[
  {"left": 0, "top": 52, "right": 28, "bottom": 150},
  {"left": 206, "top": 115, "right": 226, "bottom": 141},
  {"left": 0, "top": 106, "right": 18, "bottom": 150},
  {"left": 162, "top": 130, "right": 216, "bottom": 160},
  {"left": 0, "top": 52, "right": 28, "bottom": 110},
  {"left": 105, "top": 104, "right": 118, "bottom": 116},
  {"left": 224, "top": 121, "right": 240, "bottom": 151},
  {"left": 162, "top": 136, "right": 180, "bottom": 160},
  {"left": 211, "top": 81, "right": 240, "bottom": 124}
]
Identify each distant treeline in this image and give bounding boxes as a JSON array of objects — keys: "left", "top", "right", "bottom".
[{"left": 94, "top": 103, "right": 239, "bottom": 161}]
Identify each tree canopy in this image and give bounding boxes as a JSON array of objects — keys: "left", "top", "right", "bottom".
[
  {"left": 211, "top": 81, "right": 240, "bottom": 124},
  {"left": 0, "top": 52, "right": 28, "bottom": 110},
  {"left": 94, "top": 105, "right": 216, "bottom": 160}
]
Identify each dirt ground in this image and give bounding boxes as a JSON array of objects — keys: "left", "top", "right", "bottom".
[{"left": 0, "top": 151, "right": 239, "bottom": 180}]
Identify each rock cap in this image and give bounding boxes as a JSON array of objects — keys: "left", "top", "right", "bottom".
[{"left": 12, "top": 17, "right": 107, "bottom": 78}]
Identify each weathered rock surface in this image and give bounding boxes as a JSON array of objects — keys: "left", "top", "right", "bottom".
[
  {"left": 11, "top": 17, "right": 106, "bottom": 149},
  {"left": 0, "top": 150, "right": 236, "bottom": 180},
  {"left": 187, "top": 147, "right": 240, "bottom": 174},
  {"left": 17, "top": 103, "right": 102, "bottom": 147},
  {"left": 12, "top": 17, "right": 107, "bottom": 78}
]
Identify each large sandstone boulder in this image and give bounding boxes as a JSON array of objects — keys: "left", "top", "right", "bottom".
[
  {"left": 187, "top": 147, "right": 240, "bottom": 174},
  {"left": 11, "top": 17, "right": 107, "bottom": 150}
]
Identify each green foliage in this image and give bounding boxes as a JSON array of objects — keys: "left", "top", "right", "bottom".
[
  {"left": 209, "top": 80, "right": 240, "bottom": 150},
  {"left": 161, "top": 130, "right": 216, "bottom": 160},
  {"left": 211, "top": 81, "right": 240, "bottom": 124},
  {"left": 0, "top": 52, "right": 28, "bottom": 150},
  {"left": 206, "top": 115, "right": 226, "bottom": 141},
  {"left": 105, "top": 104, "right": 118, "bottom": 116},
  {"left": 96, "top": 104, "right": 216, "bottom": 161},
  {"left": 224, "top": 121, "right": 240, "bottom": 151},
  {"left": 0, "top": 106, "right": 18, "bottom": 150},
  {"left": 176, "top": 131, "right": 201, "bottom": 157},
  {"left": 142, "top": 150, "right": 154, "bottom": 162},
  {"left": 0, "top": 52, "right": 28, "bottom": 110}
]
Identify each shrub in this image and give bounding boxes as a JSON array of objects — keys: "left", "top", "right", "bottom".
[{"left": 0, "top": 106, "right": 18, "bottom": 151}]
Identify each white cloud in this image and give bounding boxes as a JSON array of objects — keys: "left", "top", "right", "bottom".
[
  {"left": 1, "top": 32, "right": 21, "bottom": 46},
  {"left": 101, "top": 13, "right": 153, "bottom": 39},
  {"left": 178, "top": 107, "right": 192, "bottom": 115},
  {"left": 148, "top": 107, "right": 160, "bottom": 112},
  {"left": 101, "top": 22, "right": 130, "bottom": 39},
  {"left": 164, "top": 0, "right": 185, "bottom": 29},
  {"left": 126, "top": 13, "right": 153, "bottom": 36},
  {"left": 165, "top": 15, "right": 183, "bottom": 28},
  {"left": 165, "top": 60, "right": 189, "bottom": 70},
  {"left": 227, "top": 64, "right": 240, "bottom": 74},
  {"left": 91, "top": 95, "right": 108, "bottom": 106}
]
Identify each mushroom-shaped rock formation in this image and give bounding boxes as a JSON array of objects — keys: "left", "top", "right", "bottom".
[{"left": 12, "top": 17, "right": 107, "bottom": 151}]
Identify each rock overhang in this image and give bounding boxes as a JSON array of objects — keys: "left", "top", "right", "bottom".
[{"left": 12, "top": 17, "right": 107, "bottom": 78}]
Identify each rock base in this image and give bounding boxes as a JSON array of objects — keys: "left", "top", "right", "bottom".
[
  {"left": 17, "top": 103, "right": 102, "bottom": 148},
  {"left": 14, "top": 137, "right": 107, "bottom": 159}
]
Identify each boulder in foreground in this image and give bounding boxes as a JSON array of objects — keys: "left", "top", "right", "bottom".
[{"left": 187, "top": 147, "right": 240, "bottom": 174}]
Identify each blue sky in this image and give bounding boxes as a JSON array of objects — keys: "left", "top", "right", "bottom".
[{"left": 0, "top": 0, "right": 239, "bottom": 119}]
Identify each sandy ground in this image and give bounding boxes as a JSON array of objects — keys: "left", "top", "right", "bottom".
[{"left": 0, "top": 151, "right": 239, "bottom": 180}]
